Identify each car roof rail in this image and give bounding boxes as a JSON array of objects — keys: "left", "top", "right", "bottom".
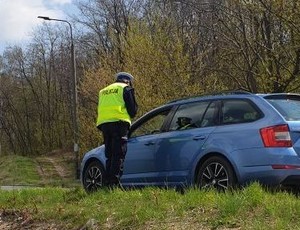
[
  {"left": 167, "top": 90, "right": 253, "bottom": 104},
  {"left": 211, "top": 90, "right": 253, "bottom": 95}
]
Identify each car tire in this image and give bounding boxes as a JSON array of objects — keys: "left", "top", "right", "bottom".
[
  {"left": 196, "top": 156, "right": 236, "bottom": 191},
  {"left": 83, "top": 161, "right": 106, "bottom": 192}
]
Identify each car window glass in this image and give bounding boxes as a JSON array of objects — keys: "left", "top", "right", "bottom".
[
  {"left": 169, "top": 101, "right": 210, "bottom": 131},
  {"left": 130, "top": 110, "right": 170, "bottom": 138},
  {"left": 201, "top": 101, "right": 218, "bottom": 127},
  {"left": 267, "top": 99, "right": 300, "bottom": 121},
  {"left": 221, "top": 100, "right": 259, "bottom": 124}
]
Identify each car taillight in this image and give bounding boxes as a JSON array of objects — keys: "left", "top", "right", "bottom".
[{"left": 260, "top": 124, "right": 292, "bottom": 147}]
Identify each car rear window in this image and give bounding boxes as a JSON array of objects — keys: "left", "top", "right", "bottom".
[{"left": 265, "top": 95, "right": 300, "bottom": 121}]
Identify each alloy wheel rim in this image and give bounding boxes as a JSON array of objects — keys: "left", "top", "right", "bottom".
[
  {"left": 85, "top": 166, "right": 103, "bottom": 191},
  {"left": 201, "top": 162, "right": 229, "bottom": 190}
]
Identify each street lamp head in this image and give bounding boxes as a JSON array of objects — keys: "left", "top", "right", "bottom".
[
  {"left": 37, "top": 16, "right": 51, "bottom": 20},
  {"left": 37, "top": 16, "right": 71, "bottom": 31}
]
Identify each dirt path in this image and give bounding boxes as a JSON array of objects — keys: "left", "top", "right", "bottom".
[
  {"left": 35, "top": 151, "right": 74, "bottom": 185},
  {"left": 45, "top": 157, "right": 67, "bottom": 178}
]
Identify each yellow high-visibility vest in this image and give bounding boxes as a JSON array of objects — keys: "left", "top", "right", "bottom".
[{"left": 96, "top": 82, "right": 131, "bottom": 126}]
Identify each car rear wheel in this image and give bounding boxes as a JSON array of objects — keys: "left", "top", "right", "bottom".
[
  {"left": 197, "top": 156, "right": 236, "bottom": 191},
  {"left": 83, "top": 161, "right": 105, "bottom": 192}
]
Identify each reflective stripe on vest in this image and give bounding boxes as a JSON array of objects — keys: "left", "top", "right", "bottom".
[{"left": 96, "top": 82, "right": 131, "bottom": 126}]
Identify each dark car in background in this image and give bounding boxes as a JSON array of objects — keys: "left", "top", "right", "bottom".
[{"left": 81, "top": 92, "right": 300, "bottom": 192}]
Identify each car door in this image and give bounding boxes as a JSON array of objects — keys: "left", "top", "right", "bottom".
[
  {"left": 152, "top": 101, "right": 218, "bottom": 185},
  {"left": 121, "top": 107, "right": 173, "bottom": 185}
]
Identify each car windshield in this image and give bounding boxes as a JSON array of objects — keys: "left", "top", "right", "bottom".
[{"left": 266, "top": 97, "right": 300, "bottom": 121}]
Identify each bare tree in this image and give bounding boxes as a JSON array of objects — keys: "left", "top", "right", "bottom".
[
  {"left": 213, "top": 0, "right": 300, "bottom": 92},
  {"left": 73, "top": 0, "right": 144, "bottom": 69}
]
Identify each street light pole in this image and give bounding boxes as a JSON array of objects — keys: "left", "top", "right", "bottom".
[{"left": 38, "top": 16, "right": 80, "bottom": 179}]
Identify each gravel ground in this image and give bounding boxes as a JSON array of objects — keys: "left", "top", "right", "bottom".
[{"left": 0, "top": 210, "right": 63, "bottom": 230}]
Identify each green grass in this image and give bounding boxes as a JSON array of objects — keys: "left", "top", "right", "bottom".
[
  {"left": 1, "top": 154, "right": 300, "bottom": 229},
  {"left": 0, "top": 155, "right": 41, "bottom": 185},
  {"left": 1, "top": 184, "right": 300, "bottom": 229}
]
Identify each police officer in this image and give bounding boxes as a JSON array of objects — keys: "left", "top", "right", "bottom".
[{"left": 96, "top": 72, "right": 138, "bottom": 187}]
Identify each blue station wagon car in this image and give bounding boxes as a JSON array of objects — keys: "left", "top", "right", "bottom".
[{"left": 81, "top": 91, "right": 300, "bottom": 192}]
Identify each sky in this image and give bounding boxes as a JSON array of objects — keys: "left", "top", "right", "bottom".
[{"left": 0, "top": 0, "right": 75, "bottom": 53}]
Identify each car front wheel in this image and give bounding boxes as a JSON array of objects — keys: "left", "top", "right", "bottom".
[
  {"left": 83, "top": 161, "right": 105, "bottom": 192},
  {"left": 196, "top": 156, "right": 236, "bottom": 191}
]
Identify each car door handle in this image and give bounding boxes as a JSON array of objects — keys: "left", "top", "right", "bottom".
[
  {"left": 193, "top": 135, "right": 206, "bottom": 140},
  {"left": 145, "top": 141, "right": 155, "bottom": 146}
]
